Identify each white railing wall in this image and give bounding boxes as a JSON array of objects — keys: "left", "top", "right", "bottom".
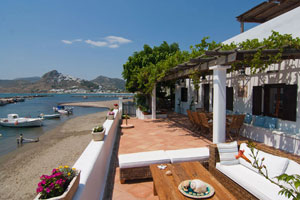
[{"left": 73, "top": 109, "right": 121, "bottom": 200}]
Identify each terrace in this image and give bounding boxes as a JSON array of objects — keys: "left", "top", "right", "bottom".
[
  {"left": 70, "top": 2, "right": 300, "bottom": 200},
  {"left": 112, "top": 113, "right": 212, "bottom": 199}
]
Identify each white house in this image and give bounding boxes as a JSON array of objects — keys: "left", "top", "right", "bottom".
[{"left": 173, "top": 3, "right": 300, "bottom": 155}]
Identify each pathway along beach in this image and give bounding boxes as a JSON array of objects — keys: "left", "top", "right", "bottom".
[{"left": 0, "top": 100, "right": 121, "bottom": 200}]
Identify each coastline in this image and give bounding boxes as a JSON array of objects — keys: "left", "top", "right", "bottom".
[
  {"left": 0, "top": 100, "right": 119, "bottom": 200},
  {"left": 60, "top": 99, "right": 130, "bottom": 109}
]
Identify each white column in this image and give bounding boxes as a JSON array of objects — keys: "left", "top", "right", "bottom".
[
  {"left": 152, "top": 84, "right": 156, "bottom": 119},
  {"left": 209, "top": 65, "right": 231, "bottom": 143},
  {"left": 118, "top": 97, "right": 123, "bottom": 111}
]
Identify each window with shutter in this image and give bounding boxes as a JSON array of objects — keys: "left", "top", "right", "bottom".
[
  {"left": 263, "top": 84, "right": 285, "bottom": 118},
  {"left": 283, "top": 84, "right": 297, "bottom": 121},
  {"left": 226, "top": 87, "right": 233, "bottom": 111},
  {"left": 203, "top": 84, "right": 209, "bottom": 112},
  {"left": 252, "top": 86, "right": 262, "bottom": 115},
  {"left": 181, "top": 87, "right": 188, "bottom": 102},
  {"left": 257, "top": 84, "right": 297, "bottom": 121}
]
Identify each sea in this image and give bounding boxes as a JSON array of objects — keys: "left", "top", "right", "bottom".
[{"left": 0, "top": 93, "right": 125, "bottom": 157}]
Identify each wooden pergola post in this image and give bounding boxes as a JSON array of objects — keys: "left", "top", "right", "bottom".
[{"left": 240, "top": 21, "right": 244, "bottom": 33}]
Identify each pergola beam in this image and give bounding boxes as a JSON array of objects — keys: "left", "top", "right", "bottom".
[{"left": 161, "top": 48, "right": 300, "bottom": 82}]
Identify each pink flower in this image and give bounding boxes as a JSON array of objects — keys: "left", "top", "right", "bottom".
[
  {"left": 55, "top": 179, "right": 64, "bottom": 185},
  {"left": 36, "top": 186, "right": 43, "bottom": 193},
  {"left": 41, "top": 180, "right": 46, "bottom": 185},
  {"left": 49, "top": 183, "right": 54, "bottom": 189},
  {"left": 46, "top": 188, "right": 51, "bottom": 193},
  {"left": 52, "top": 169, "right": 57, "bottom": 174}
]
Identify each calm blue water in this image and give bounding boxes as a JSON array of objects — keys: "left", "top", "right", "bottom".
[{"left": 0, "top": 93, "right": 124, "bottom": 157}]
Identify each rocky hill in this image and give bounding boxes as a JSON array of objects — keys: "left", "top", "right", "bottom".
[
  {"left": 0, "top": 70, "right": 125, "bottom": 93},
  {"left": 92, "top": 75, "right": 125, "bottom": 91}
]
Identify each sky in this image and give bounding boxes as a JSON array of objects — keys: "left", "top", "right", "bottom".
[{"left": 0, "top": 0, "right": 263, "bottom": 80}]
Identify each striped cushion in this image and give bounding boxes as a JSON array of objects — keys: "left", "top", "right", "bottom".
[{"left": 217, "top": 141, "right": 239, "bottom": 165}]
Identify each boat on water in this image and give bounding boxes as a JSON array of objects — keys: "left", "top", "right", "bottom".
[
  {"left": 0, "top": 114, "right": 43, "bottom": 127},
  {"left": 39, "top": 113, "right": 61, "bottom": 119},
  {"left": 57, "top": 109, "right": 70, "bottom": 114},
  {"left": 53, "top": 105, "right": 73, "bottom": 114}
]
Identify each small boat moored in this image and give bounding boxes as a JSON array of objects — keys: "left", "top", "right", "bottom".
[
  {"left": 53, "top": 105, "right": 73, "bottom": 114},
  {"left": 0, "top": 114, "right": 43, "bottom": 127},
  {"left": 40, "top": 113, "right": 61, "bottom": 119}
]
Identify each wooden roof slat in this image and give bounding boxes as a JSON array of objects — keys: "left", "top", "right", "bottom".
[
  {"left": 236, "top": 0, "right": 300, "bottom": 23},
  {"left": 241, "top": 2, "right": 278, "bottom": 20},
  {"left": 255, "top": 0, "right": 295, "bottom": 19},
  {"left": 190, "top": 57, "right": 216, "bottom": 63},
  {"left": 265, "top": 1, "right": 300, "bottom": 21}
]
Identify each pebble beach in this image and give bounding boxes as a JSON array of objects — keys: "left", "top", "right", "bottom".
[{"left": 0, "top": 100, "right": 121, "bottom": 200}]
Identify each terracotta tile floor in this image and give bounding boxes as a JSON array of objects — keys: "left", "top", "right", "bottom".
[{"left": 112, "top": 112, "right": 212, "bottom": 200}]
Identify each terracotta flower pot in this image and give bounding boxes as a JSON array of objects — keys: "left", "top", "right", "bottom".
[
  {"left": 34, "top": 170, "right": 81, "bottom": 200},
  {"left": 91, "top": 128, "right": 105, "bottom": 141}
]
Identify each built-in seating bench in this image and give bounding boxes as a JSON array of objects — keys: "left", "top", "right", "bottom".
[
  {"left": 241, "top": 123, "right": 300, "bottom": 155},
  {"left": 209, "top": 141, "right": 300, "bottom": 200},
  {"left": 118, "top": 147, "right": 209, "bottom": 183}
]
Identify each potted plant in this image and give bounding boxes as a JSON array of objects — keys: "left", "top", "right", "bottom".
[
  {"left": 35, "top": 166, "right": 80, "bottom": 200},
  {"left": 107, "top": 111, "right": 115, "bottom": 120},
  {"left": 91, "top": 125, "right": 105, "bottom": 141},
  {"left": 114, "top": 103, "right": 118, "bottom": 109}
]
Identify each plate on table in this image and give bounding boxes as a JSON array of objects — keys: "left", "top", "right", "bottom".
[{"left": 178, "top": 180, "right": 215, "bottom": 199}]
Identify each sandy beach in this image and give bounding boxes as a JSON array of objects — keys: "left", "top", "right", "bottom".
[{"left": 0, "top": 100, "right": 120, "bottom": 200}]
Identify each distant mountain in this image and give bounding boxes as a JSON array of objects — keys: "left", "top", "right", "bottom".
[
  {"left": 92, "top": 75, "right": 125, "bottom": 91},
  {"left": 28, "top": 70, "right": 99, "bottom": 93},
  {"left": 0, "top": 70, "right": 125, "bottom": 93},
  {"left": 0, "top": 79, "right": 25, "bottom": 88},
  {"left": 14, "top": 76, "right": 40, "bottom": 83}
]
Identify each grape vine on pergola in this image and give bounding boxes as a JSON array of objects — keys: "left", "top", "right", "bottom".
[
  {"left": 156, "top": 46, "right": 300, "bottom": 144},
  {"left": 162, "top": 48, "right": 300, "bottom": 81}
]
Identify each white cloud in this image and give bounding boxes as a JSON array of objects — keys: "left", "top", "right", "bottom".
[
  {"left": 108, "top": 44, "right": 119, "bottom": 48},
  {"left": 61, "top": 39, "right": 82, "bottom": 44},
  {"left": 62, "top": 40, "right": 73, "bottom": 44},
  {"left": 62, "top": 36, "right": 131, "bottom": 48},
  {"left": 85, "top": 40, "right": 108, "bottom": 47},
  {"left": 105, "top": 36, "right": 132, "bottom": 44}
]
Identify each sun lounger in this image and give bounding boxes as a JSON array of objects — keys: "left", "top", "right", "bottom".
[
  {"left": 118, "top": 147, "right": 209, "bottom": 183},
  {"left": 165, "top": 147, "right": 209, "bottom": 166},
  {"left": 119, "top": 150, "right": 171, "bottom": 183}
]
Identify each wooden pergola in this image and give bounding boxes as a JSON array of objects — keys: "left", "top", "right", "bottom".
[
  {"left": 163, "top": 48, "right": 300, "bottom": 81},
  {"left": 159, "top": 47, "right": 300, "bottom": 144},
  {"left": 237, "top": 0, "right": 300, "bottom": 32}
]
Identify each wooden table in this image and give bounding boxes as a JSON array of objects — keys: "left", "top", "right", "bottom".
[{"left": 150, "top": 162, "right": 236, "bottom": 200}]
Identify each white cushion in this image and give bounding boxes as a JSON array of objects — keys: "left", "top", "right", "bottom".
[
  {"left": 278, "top": 160, "right": 300, "bottom": 191},
  {"left": 239, "top": 143, "right": 289, "bottom": 180},
  {"left": 217, "top": 141, "right": 239, "bottom": 165},
  {"left": 165, "top": 147, "right": 209, "bottom": 163},
  {"left": 216, "top": 163, "right": 290, "bottom": 200},
  {"left": 118, "top": 150, "right": 170, "bottom": 169},
  {"left": 285, "top": 160, "right": 300, "bottom": 175}
]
